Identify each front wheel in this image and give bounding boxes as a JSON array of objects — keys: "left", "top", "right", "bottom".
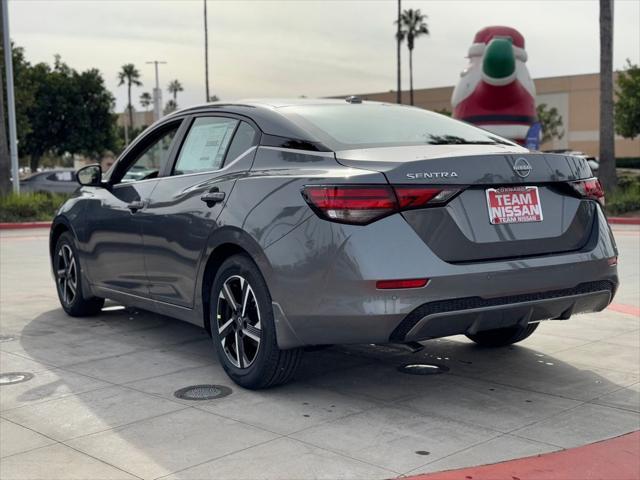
[
  {"left": 211, "top": 254, "right": 302, "bottom": 389},
  {"left": 54, "top": 232, "right": 104, "bottom": 316},
  {"left": 465, "top": 322, "right": 539, "bottom": 347}
]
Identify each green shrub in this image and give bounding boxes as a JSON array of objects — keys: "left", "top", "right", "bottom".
[
  {"left": 616, "top": 157, "right": 640, "bottom": 169},
  {"left": 0, "top": 192, "right": 71, "bottom": 222},
  {"left": 606, "top": 172, "right": 640, "bottom": 215}
]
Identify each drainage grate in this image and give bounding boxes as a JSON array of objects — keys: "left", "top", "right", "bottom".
[
  {"left": 0, "top": 335, "right": 16, "bottom": 343},
  {"left": 0, "top": 372, "right": 34, "bottom": 385},
  {"left": 174, "top": 384, "right": 232, "bottom": 401},
  {"left": 397, "top": 363, "right": 449, "bottom": 375}
]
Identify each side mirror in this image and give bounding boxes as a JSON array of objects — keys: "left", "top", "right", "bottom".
[{"left": 77, "top": 164, "right": 103, "bottom": 187}]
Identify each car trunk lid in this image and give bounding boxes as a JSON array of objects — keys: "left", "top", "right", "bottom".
[{"left": 335, "top": 147, "right": 597, "bottom": 263}]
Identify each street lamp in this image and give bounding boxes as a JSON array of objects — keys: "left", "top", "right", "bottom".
[
  {"left": 2, "top": 0, "right": 19, "bottom": 192},
  {"left": 146, "top": 60, "right": 167, "bottom": 121}
]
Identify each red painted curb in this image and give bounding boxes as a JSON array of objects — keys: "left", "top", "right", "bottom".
[
  {"left": 0, "top": 221, "right": 51, "bottom": 230},
  {"left": 608, "top": 303, "right": 640, "bottom": 317},
  {"left": 405, "top": 431, "right": 640, "bottom": 480},
  {"left": 608, "top": 217, "right": 640, "bottom": 225}
]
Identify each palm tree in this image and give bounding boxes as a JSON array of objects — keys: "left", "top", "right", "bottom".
[
  {"left": 117, "top": 64, "right": 142, "bottom": 132},
  {"left": 167, "top": 80, "right": 183, "bottom": 106},
  {"left": 397, "top": 9, "right": 429, "bottom": 106},
  {"left": 139, "top": 92, "right": 152, "bottom": 111},
  {"left": 164, "top": 99, "right": 178, "bottom": 115},
  {"left": 599, "top": 0, "right": 616, "bottom": 192}
]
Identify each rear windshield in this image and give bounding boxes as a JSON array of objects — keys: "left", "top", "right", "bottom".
[{"left": 280, "top": 104, "right": 514, "bottom": 149}]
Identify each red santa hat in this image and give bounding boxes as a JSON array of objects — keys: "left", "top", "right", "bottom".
[{"left": 468, "top": 26, "right": 527, "bottom": 61}]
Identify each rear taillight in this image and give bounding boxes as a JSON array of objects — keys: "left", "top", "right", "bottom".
[
  {"left": 569, "top": 178, "right": 605, "bottom": 206},
  {"left": 376, "top": 278, "right": 429, "bottom": 289},
  {"left": 302, "top": 185, "right": 462, "bottom": 225}
]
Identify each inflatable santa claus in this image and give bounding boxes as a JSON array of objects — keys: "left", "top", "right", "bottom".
[{"left": 452, "top": 26, "right": 536, "bottom": 145}]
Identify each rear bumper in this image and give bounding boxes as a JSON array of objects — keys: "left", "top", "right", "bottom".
[
  {"left": 393, "top": 280, "right": 615, "bottom": 342},
  {"left": 265, "top": 208, "right": 619, "bottom": 349}
]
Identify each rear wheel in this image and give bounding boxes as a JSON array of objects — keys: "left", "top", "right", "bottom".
[
  {"left": 54, "top": 232, "right": 104, "bottom": 316},
  {"left": 211, "top": 254, "right": 302, "bottom": 389},
  {"left": 466, "top": 322, "right": 539, "bottom": 347}
]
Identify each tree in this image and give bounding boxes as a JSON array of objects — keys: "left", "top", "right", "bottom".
[
  {"left": 167, "top": 79, "right": 183, "bottom": 105},
  {"left": 599, "top": 0, "right": 616, "bottom": 192},
  {"left": 117, "top": 64, "right": 142, "bottom": 132},
  {"left": 163, "top": 99, "right": 177, "bottom": 115},
  {"left": 614, "top": 60, "right": 640, "bottom": 139},
  {"left": 434, "top": 108, "right": 451, "bottom": 117},
  {"left": 23, "top": 56, "right": 117, "bottom": 170},
  {"left": 397, "top": 9, "right": 429, "bottom": 106},
  {"left": 536, "top": 104, "right": 565, "bottom": 144},
  {"left": 139, "top": 92, "right": 152, "bottom": 111},
  {"left": 209, "top": 94, "right": 219, "bottom": 102},
  {"left": 0, "top": 45, "right": 37, "bottom": 157},
  {"left": 1, "top": 46, "right": 117, "bottom": 172}
]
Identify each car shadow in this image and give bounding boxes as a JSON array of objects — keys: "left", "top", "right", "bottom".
[{"left": 5, "top": 305, "right": 638, "bottom": 478}]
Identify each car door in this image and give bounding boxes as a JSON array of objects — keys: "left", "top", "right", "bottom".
[
  {"left": 142, "top": 115, "right": 260, "bottom": 308},
  {"left": 83, "top": 119, "right": 185, "bottom": 297}
]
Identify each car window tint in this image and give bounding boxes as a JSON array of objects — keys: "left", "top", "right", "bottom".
[
  {"left": 224, "top": 122, "right": 258, "bottom": 164},
  {"left": 121, "top": 126, "right": 179, "bottom": 183},
  {"left": 174, "top": 117, "right": 239, "bottom": 175}
]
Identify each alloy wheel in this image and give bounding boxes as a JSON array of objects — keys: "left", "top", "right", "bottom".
[
  {"left": 216, "top": 275, "right": 262, "bottom": 368},
  {"left": 56, "top": 244, "right": 77, "bottom": 305}
]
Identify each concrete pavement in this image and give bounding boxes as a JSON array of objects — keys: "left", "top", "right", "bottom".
[{"left": 0, "top": 225, "right": 638, "bottom": 479}]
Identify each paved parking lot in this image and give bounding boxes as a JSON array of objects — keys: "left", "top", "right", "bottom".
[{"left": 1, "top": 225, "right": 638, "bottom": 480}]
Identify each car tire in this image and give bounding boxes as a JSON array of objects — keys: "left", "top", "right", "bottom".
[
  {"left": 211, "top": 254, "right": 302, "bottom": 389},
  {"left": 465, "top": 322, "right": 539, "bottom": 347},
  {"left": 54, "top": 232, "right": 104, "bottom": 316}
]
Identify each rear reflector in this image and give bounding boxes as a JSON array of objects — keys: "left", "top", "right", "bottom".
[
  {"left": 302, "top": 185, "right": 462, "bottom": 225},
  {"left": 569, "top": 178, "right": 605, "bottom": 206},
  {"left": 394, "top": 186, "right": 460, "bottom": 209},
  {"left": 607, "top": 256, "right": 618, "bottom": 266},
  {"left": 376, "top": 278, "right": 429, "bottom": 289}
]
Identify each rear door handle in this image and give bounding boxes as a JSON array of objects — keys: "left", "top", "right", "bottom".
[
  {"left": 127, "top": 200, "right": 146, "bottom": 212},
  {"left": 201, "top": 189, "right": 225, "bottom": 206}
]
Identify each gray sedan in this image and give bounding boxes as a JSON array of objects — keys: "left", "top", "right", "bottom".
[{"left": 49, "top": 99, "right": 619, "bottom": 389}]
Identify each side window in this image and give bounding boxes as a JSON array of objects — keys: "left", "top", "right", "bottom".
[
  {"left": 225, "top": 122, "right": 258, "bottom": 163},
  {"left": 173, "top": 117, "right": 238, "bottom": 175},
  {"left": 120, "top": 125, "right": 179, "bottom": 183}
]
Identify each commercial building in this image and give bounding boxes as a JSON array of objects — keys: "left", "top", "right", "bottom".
[{"left": 351, "top": 73, "right": 639, "bottom": 158}]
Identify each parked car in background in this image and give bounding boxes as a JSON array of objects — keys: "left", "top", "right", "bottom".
[
  {"left": 21, "top": 169, "right": 78, "bottom": 194},
  {"left": 50, "top": 99, "right": 618, "bottom": 389}
]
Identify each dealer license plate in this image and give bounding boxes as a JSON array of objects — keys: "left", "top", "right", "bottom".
[{"left": 486, "top": 186, "right": 543, "bottom": 225}]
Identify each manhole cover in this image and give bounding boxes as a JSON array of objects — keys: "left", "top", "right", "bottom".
[
  {"left": 0, "top": 335, "right": 16, "bottom": 343},
  {"left": 0, "top": 372, "right": 34, "bottom": 385},
  {"left": 174, "top": 384, "right": 232, "bottom": 401},
  {"left": 397, "top": 363, "right": 449, "bottom": 375}
]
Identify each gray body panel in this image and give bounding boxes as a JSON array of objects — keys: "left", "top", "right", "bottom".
[{"left": 50, "top": 100, "right": 619, "bottom": 350}]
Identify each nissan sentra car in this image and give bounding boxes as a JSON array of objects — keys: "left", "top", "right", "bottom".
[{"left": 50, "top": 99, "right": 618, "bottom": 389}]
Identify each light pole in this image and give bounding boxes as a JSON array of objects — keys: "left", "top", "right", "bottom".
[
  {"left": 2, "top": 0, "right": 19, "bottom": 192},
  {"left": 396, "top": 0, "right": 402, "bottom": 105},
  {"left": 204, "top": 0, "right": 210, "bottom": 102},
  {"left": 146, "top": 60, "right": 166, "bottom": 121}
]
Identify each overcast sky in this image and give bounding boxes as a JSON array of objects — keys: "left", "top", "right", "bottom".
[{"left": 8, "top": 0, "right": 640, "bottom": 112}]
